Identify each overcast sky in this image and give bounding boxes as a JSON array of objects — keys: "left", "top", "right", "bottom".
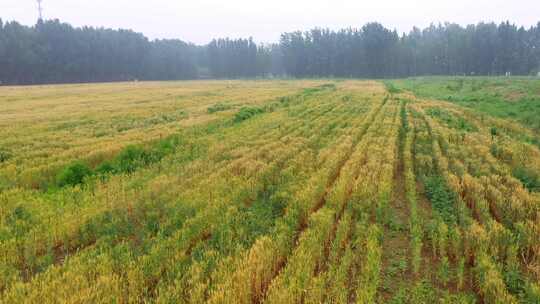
[{"left": 1, "top": 0, "right": 539, "bottom": 45}]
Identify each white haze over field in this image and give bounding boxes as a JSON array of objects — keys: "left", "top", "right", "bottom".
[{"left": 1, "top": 0, "right": 539, "bottom": 44}]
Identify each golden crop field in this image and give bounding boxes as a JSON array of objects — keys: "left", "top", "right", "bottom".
[{"left": 0, "top": 79, "right": 539, "bottom": 303}]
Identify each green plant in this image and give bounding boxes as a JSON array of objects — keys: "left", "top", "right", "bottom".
[
  {"left": 503, "top": 268, "right": 525, "bottom": 296},
  {"left": 384, "top": 82, "right": 402, "bottom": 94},
  {"left": 438, "top": 256, "right": 450, "bottom": 286},
  {"left": 56, "top": 161, "right": 92, "bottom": 187},
  {"left": 302, "top": 83, "right": 336, "bottom": 96},
  {"left": 512, "top": 166, "right": 540, "bottom": 192},
  {"left": 389, "top": 77, "right": 540, "bottom": 133},
  {"left": 490, "top": 127, "right": 498, "bottom": 140},
  {"left": 0, "top": 150, "right": 11, "bottom": 163},
  {"left": 207, "top": 103, "right": 232, "bottom": 113},
  {"left": 409, "top": 281, "right": 437, "bottom": 303},
  {"left": 523, "top": 282, "right": 540, "bottom": 303},
  {"left": 423, "top": 175, "right": 458, "bottom": 224},
  {"left": 426, "top": 107, "right": 477, "bottom": 132},
  {"left": 234, "top": 106, "right": 265, "bottom": 123},
  {"left": 114, "top": 145, "right": 153, "bottom": 173},
  {"left": 95, "top": 161, "right": 115, "bottom": 175}
]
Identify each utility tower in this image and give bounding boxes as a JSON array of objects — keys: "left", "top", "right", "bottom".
[{"left": 37, "top": 0, "right": 43, "bottom": 21}]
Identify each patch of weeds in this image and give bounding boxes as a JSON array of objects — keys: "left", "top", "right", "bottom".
[
  {"left": 302, "top": 83, "right": 336, "bottom": 96},
  {"left": 94, "top": 130, "right": 108, "bottom": 138},
  {"left": 426, "top": 107, "right": 477, "bottom": 132},
  {"left": 438, "top": 256, "right": 451, "bottom": 286},
  {"left": 512, "top": 166, "right": 540, "bottom": 192},
  {"left": 95, "top": 161, "right": 115, "bottom": 175},
  {"left": 388, "top": 288, "right": 408, "bottom": 304},
  {"left": 278, "top": 96, "right": 292, "bottom": 105},
  {"left": 56, "top": 161, "right": 93, "bottom": 187},
  {"left": 6, "top": 205, "right": 35, "bottom": 237},
  {"left": 97, "top": 139, "right": 178, "bottom": 176},
  {"left": 342, "top": 95, "right": 352, "bottom": 102},
  {"left": 523, "top": 282, "right": 540, "bottom": 303},
  {"left": 120, "top": 146, "right": 156, "bottom": 172},
  {"left": 390, "top": 280, "right": 476, "bottom": 303},
  {"left": 404, "top": 281, "right": 437, "bottom": 302},
  {"left": 526, "top": 136, "right": 540, "bottom": 148},
  {"left": 0, "top": 150, "right": 12, "bottom": 163},
  {"left": 384, "top": 82, "right": 402, "bottom": 94},
  {"left": 207, "top": 103, "right": 232, "bottom": 113},
  {"left": 386, "top": 212, "right": 406, "bottom": 233},
  {"left": 393, "top": 258, "right": 408, "bottom": 275},
  {"left": 440, "top": 292, "right": 477, "bottom": 304},
  {"left": 234, "top": 106, "right": 265, "bottom": 123},
  {"left": 54, "top": 119, "right": 97, "bottom": 131},
  {"left": 423, "top": 175, "right": 458, "bottom": 224},
  {"left": 146, "top": 110, "right": 187, "bottom": 125},
  {"left": 490, "top": 126, "right": 498, "bottom": 139},
  {"left": 489, "top": 143, "right": 513, "bottom": 163},
  {"left": 262, "top": 101, "right": 282, "bottom": 112},
  {"left": 384, "top": 256, "right": 408, "bottom": 283},
  {"left": 56, "top": 135, "right": 185, "bottom": 188},
  {"left": 503, "top": 267, "right": 526, "bottom": 296},
  {"left": 51, "top": 123, "right": 212, "bottom": 191},
  {"left": 395, "top": 77, "right": 540, "bottom": 133},
  {"left": 116, "top": 124, "right": 133, "bottom": 133}
]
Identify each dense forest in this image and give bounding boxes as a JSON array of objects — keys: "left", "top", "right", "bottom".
[{"left": 0, "top": 18, "right": 539, "bottom": 84}]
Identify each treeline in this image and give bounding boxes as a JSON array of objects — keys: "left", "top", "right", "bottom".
[
  {"left": 280, "top": 22, "right": 540, "bottom": 78},
  {"left": 0, "top": 19, "right": 198, "bottom": 84},
  {"left": 0, "top": 19, "right": 539, "bottom": 84}
]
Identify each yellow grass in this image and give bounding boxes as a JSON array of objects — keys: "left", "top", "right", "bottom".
[{"left": 0, "top": 79, "right": 538, "bottom": 303}]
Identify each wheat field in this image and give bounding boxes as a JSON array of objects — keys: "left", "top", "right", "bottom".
[{"left": 0, "top": 79, "right": 538, "bottom": 303}]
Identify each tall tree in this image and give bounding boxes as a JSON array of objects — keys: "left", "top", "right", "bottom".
[{"left": 1, "top": 19, "right": 539, "bottom": 84}]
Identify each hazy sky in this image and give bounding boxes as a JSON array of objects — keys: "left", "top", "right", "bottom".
[{"left": 1, "top": 0, "right": 539, "bottom": 45}]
